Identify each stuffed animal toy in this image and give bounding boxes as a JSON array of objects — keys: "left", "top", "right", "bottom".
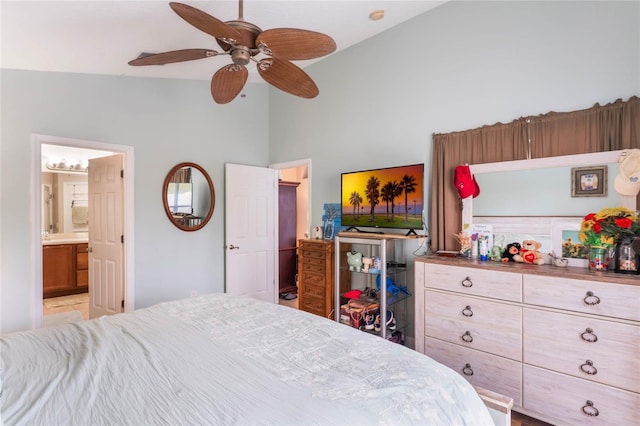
[
  {"left": 489, "top": 245, "right": 503, "bottom": 262},
  {"left": 362, "top": 257, "right": 373, "bottom": 272},
  {"left": 513, "top": 240, "right": 546, "bottom": 265},
  {"left": 502, "top": 242, "right": 521, "bottom": 263},
  {"left": 346, "top": 250, "right": 364, "bottom": 271}
]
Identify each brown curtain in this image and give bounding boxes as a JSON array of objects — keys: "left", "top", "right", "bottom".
[
  {"left": 431, "top": 96, "right": 640, "bottom": 251},
  {"left": 170, "top": 167, "right": 191, "bottom": 184},
  {"left": 431, "top": 120, "right": 529, "bottom": 250},
  {"left": 529, "top": 96, "right": 640, "bottom": 157}
]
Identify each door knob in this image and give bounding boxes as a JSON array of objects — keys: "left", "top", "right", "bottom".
[
  {"left": 228, "top": 244, "right": 239, "bottom": 250},
  {"left": 87, "top": 247, "right": 93, "bottom": 253}
]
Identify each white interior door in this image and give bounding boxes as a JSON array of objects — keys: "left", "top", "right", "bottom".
[
  {"left": 225, "top": 163, "right": 278, "bottom": 303},
  {"left": 88, "top": 154, "right": 124, "bottom": 318}
]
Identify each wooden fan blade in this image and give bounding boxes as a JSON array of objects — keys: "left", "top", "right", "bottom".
[
  {"left": 170, "top": 2, "right": 242, "bottom": 43},
  {"left": 211, "top": 64, "right": 248, "bottom": 104},
  {"left": 257, "top": 58, "right": 319, "bottom": 99},
  {"left": 128, "top": 49, "right": 220, "bottom": 66},
  {"left": 256, "top": 29, "right": 336, "bottom": 60}
]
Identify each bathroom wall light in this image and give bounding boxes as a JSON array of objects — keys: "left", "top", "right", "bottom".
[{"left": 45, "top": 158, "right": 88, "bottom": 173}]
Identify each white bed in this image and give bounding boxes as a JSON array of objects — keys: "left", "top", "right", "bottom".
[{"left": 1, "top": 293, "right": 498, "bottom": 425}]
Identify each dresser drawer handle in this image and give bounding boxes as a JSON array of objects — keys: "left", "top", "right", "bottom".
[
  {"left": 581, "top": 400, "right": 599, "bottom": 417},
  {"left": 462, "top": 363, "right": 474, "bottom": 376},
  {"left": 461, "top": 306, "right": 473, "bottom": 317},
  {"left": 580, "top": 360, "right": 598, "bottom": 375},
  {"left": 580, "top": 328, "right": 598, "bottom": 343},
  {"left": 461, "top": 331, "right": 473, "bottom": 343},
  {"left": 461, "top": 277, "right": 473, "bottom": 288},
  {"left": 583, "top": 291, "right": 600, "bottom": 306}
]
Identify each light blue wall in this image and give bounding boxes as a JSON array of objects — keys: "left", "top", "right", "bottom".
[
  {"left": 269, "top": 1, "right": 640, "bottom": 228},
  {"left": 1, "top": 70, "right": 269, "bottom": 333}
]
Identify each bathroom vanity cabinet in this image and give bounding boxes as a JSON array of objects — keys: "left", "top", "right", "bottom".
[{"left": 43, "top": 242, "right": 89, "bottom": 298}]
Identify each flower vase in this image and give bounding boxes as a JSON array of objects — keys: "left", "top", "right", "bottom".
[
  {"left": 323, "top": 220, "right": 334, "bottom": 240},
  {"left": 588, "top": 246, "right": 610, "bottom": 271}
]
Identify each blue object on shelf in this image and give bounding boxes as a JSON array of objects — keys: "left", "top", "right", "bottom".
[{"left": 375, "top": 274, "right": 410, "bottom": 296}]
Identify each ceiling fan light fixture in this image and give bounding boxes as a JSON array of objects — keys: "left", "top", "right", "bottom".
[
  {"left": 231, "top": 47, "right": 251, "bottom": 65},
  {"left": 369, "top": 9, "right": 385, "bottom": 21}
]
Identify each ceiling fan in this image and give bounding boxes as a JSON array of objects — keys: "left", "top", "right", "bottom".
[{"left": 128, "top": 1, "right": 337, "bottom": 104}]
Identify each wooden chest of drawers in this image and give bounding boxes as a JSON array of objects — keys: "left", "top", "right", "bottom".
[
  {"left": 415, "top": 257, "right": 640, "bottom": 425},
  {"left": 297, "top": 239, "right": 341, "bottom": 318}
]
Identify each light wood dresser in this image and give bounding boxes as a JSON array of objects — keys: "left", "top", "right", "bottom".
[{"left": 415, "top": 256, "right": 640, "bottom": 425}]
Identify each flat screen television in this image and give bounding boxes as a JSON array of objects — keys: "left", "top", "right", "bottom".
[{"left": 340, "top": 163, "right": 424, "bottom": 234}]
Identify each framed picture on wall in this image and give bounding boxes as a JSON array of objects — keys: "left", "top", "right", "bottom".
[{"left": 571, "top": 166, "right": 607, "bottom": 197}]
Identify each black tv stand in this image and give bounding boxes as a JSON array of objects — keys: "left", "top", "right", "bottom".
[
  {"left": 345, "top": 226, "right": 384, "bottom": 235},
  {"left": 405, "top": 229, "right": 419, "bottom": 236}
]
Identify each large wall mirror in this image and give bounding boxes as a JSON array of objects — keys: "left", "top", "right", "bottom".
[
  {"left": 163, "top": 162, "right": 215, "bottom": 232},
  {"left": 461, "top": 150, "right": 637, "bottom": 255}
]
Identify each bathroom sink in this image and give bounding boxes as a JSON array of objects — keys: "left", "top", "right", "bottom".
[{"left": 42, "top": 232, "right": 88, "bottom": 245}]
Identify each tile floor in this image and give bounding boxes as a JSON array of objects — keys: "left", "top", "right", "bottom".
[{"left": 43, "top": 293, "right": 90, "bottom": 320}]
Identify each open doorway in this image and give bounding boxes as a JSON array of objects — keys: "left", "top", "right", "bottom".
[
  {"left": 271, "top": 159, "right": 311, "bottom": 309},
  {"left": 31, "top": 134, "right": 135, "bottom": 329}
]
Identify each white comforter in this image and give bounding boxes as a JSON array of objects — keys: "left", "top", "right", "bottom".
[{"left": 1, "top": 293, "right": 493, "bottom": 425}]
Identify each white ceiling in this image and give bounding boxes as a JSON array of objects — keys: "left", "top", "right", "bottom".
[{"left": 2, "top": 1, "right": 446, "bottom": 83}]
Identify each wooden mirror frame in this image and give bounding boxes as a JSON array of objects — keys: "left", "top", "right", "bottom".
[{"left": 162, "top": 162, "right": 215, "bottom": 232}]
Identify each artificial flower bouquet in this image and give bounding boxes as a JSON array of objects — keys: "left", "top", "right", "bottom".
[{"left": 579, "top": 207, "right": 640, "bottom": 248}]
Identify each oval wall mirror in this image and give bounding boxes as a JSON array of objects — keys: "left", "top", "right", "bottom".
[{"left": 162, "top": 162, "right": 215, "bottom": 231}]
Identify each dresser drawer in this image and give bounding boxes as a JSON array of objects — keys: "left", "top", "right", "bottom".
[
  {"left": 523, "top": 365, "right": 639, "bottom": 426},
  {"left": 523, "top": 308, "right": 640, "bottom": 392},
  {"left": 300, "top": 294, "right": 326, "bottom": 317},
  {"left": 424, "top": 264, "right": 522, "bottom": 302},
  {"left": 302, "top": 255, "right": 326, "bottom": 269},
  {"left": 523, "top": 274, "right": 640, "bottom": 321},
  {"left": 300, "top": 269, "right": 326, "bottom": 286},
  {"left": 299, "top": 239, "right": 331, "bottom": 252},
  {"left": 300, "top": 281, "right": 326, "bottom": 299},
  {"left": 425, "top": 290, "right": 522, "bottom": 361},
  {"left": 302, "top": 261, "right": 326, "bottom": 275},
  {"left": 425, "top": 337, "right": 522, "bottom": 407}
]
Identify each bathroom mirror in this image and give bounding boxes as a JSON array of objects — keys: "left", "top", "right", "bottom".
[{"left": 162, "top": 162, "right": 215, "bottom": 231}]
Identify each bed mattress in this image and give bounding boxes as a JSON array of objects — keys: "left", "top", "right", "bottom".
[{"left": 1, "top": 293, "right": 493, "bottom": 425}]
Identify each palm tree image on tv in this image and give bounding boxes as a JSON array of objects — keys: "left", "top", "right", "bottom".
[
  {"left": 365, "top": 176, "right": 381, "bottom": 224},
  {"left": 341, "top": 164, "right": 424, "bottom": 230},
  {"left": 400, "top": 174, "right": 417, "bottom": 221},
  {"left": 349, "top": 191, "right": 363, "bottom": 220},
  {"left": 381, "top": 180, "right": 402, "bottom": 222}
]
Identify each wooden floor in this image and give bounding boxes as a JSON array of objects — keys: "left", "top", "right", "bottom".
[{"left": 512, "top": 411, "right": 553, "bottom": 426}]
